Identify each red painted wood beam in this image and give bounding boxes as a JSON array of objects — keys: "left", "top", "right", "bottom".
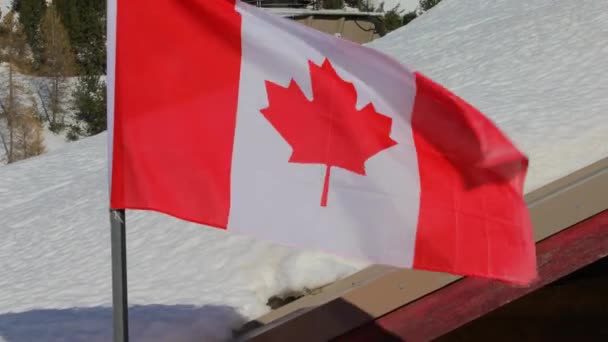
[{"left": 335, "top": 209, "right": 608, "bottom": 342}]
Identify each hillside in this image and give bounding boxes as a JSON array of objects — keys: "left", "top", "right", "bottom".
[{"left": 0, "top": 63, "right": 72, "bottom": 164}]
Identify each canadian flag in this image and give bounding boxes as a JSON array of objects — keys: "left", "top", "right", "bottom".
[{"left": 108, "top": 0, "right": 536, "bottom": 283}]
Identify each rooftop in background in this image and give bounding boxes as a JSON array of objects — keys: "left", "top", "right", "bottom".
[
  {"left": 241, "top": 1, "right": 383, "bottom": 44},
  {"left": 266, "top": 7, "right": 383, "bottom": 17},
  {"left": 242, "top": 0, "right": 383, "bottom": 17},
  {"left": 242, "top": 0, "right": 316, "bottom": 7}
]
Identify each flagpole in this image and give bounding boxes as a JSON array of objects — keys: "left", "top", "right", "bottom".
[{"left": 110, "top": 209, "right": 129, "bottom": 342}]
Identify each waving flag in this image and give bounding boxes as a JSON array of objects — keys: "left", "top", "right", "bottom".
[{"left": 108, "top": 0, "right": 536, "bottom": 284}]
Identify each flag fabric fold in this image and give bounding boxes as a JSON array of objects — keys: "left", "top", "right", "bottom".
[{"left": 108, "top": 0, "right": 536, "bottom": 284}]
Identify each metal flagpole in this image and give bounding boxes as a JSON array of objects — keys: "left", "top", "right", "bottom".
[{"left": 110, "top": 209, "right": 129, "bottom": 342}]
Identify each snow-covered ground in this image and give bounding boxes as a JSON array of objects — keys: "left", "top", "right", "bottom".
[
  {"left": 0, "top": 135, "right": 364, "bottom": 341},
  {"left": 1, "top": 0, "right": 607, "bottom": 341}
]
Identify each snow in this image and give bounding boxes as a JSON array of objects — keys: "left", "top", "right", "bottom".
[
  {"left": 368, "top": 0, "right": 608, "bottom": 193},
  {"left": 2, "top": 0, "right": 608, "bottom": 341},
  {"left": 42, "top": 128, "right": 69, "bottom": 152},
  {"left": 0, "top": 0, "right": 10, "bottom": 16},
  {"left": 0, "top": 134, "right": 364, "bottom": 340}
]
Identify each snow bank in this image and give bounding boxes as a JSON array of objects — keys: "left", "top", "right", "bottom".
[{"left": 0, "top": 134, "right": 365, "bottom": 341}]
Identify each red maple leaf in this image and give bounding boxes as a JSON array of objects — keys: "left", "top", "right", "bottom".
[{"left": 261, "top": 59, "right": 397, "bottom": 207}]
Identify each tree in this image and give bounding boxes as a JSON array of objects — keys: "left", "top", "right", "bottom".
[
  {"left": 0, "top": 10, "right": 31, "bottom": 69},
  {"left": 402, "top": 10, "right": 418, "bottom": 26},
  {"left": 67, "top": 74, "right": 106, "bottom": 141},
  {"left": 382, "top": 5, "right": 404, "bottom": 33},
  {"left": 345, "top": 0, "right": 375, "bottom": 10},
  {"left": 12, "top": 0, "right": 47, "bottom": 67},
  {"left": 54, "top": 0, "right": 106, "bottom": 74},
  {"left": 0, "top": 11, "right": 45, "bottom": 163},
  {"left": 14, "top": 102, "right": 45, "bottom": 160},
  {"left": 420, "top": 0, "right": 442, "bottom": 11},
  {"left": 52, "top": 1, "right": 106, "bottom": 140},
  {"left": 0, "top": 11, "right": 28, "bottom": 162},
  {"left": 38, "top": 3, "right": 76, "bottom": 132},
  {"left": 368, "top": 3, "right": 407, "bottom": 36}
]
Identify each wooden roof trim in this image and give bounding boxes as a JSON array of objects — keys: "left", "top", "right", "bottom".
[{"left": 336, "top": 209, "right": 608, "bottom": 341}]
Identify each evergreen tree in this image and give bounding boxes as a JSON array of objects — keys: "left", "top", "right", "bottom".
[
  {"left": 402, "top": 11, "right": 417, "bottom": 26},
  {"left": 67, "top": 74, "right": 106, "bottom": 141},
  {"left": 54, "top": 0, "right": 106, "bottom": 74},
  {"left": 38, "top": 2, "right": 76, "bottom": 132},
  {"left": 322, "top": 0, "right": 343, "bottom": 10},
  {"left": 420, "top": 0, "right": 442, "bottom": 11},
  {"left": 345, "top": 0, "right": 375, "bottom": 10},
  {"left": 12, "top": 0, "right": 46, "bottom": 67},
  {"left": 382, "top": 5, "right": 404, "bottom": 33},
  {"left": 53, "top": 0, "right": 106, "bottom": 140},
  {"left": 369, "top": 3, "right": 406, "bottom": 36}
]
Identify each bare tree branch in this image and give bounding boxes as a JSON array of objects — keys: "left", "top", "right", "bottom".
[{"left": 37, "top": 86, "right": 52, "bottom": 123}]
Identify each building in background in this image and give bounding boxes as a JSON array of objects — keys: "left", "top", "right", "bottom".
[{"left": 243, "top": 0, "right": 383, "bottom": 43}]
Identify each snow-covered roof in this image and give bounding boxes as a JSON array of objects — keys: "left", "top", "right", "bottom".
[{"left": 367, "top": 0, "right": 608, "bottom": 193}]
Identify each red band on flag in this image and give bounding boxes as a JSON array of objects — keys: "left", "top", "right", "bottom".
[
  {"left": 110, "top": 0, "right": 242, "bottom": 228},
  {"left": 411, "top": 72, "right": 536, "bottom": 284}
]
